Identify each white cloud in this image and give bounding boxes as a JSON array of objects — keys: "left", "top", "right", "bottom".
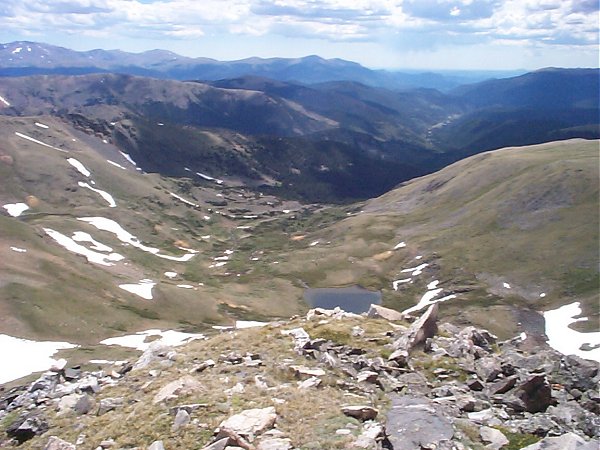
[{"left": 0, "top": 0, "right": 597, "bottom": 68}]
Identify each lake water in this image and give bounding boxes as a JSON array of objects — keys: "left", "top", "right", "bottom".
[{"left": 304, "top": 286, "right": 382, "bottom": 314}]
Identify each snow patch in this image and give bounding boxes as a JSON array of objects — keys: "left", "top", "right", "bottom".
[
  {"left": 100, "top": 329, "right": 204, "bottom": 351},
  {"left": 544, "top": 302, "right": 600, "bottom": 362},
  {"left": 503, "top": 282, "right": 511, "bottom": 289},
  {"left": 196, "top": 172, "right": 224, "bottom": 184},
  {"left": 15, "top": 132, "right": 68, "bottom": 153},
  {"left": 520, "top": 332, "right": 527, "bottom": 341},
  {"left": 34, "top": 122, "right": 49, "bottom": 129},
  {"left": 392, "top": 278, "right": 412, "bottom": 290},
  {"left": 0, "top": 95, "right": 10, "bottom": 107},
  {"left": 427, "top": 280, "right": 439, "bottom": 290},
  {"left": 12, "top": 47, "right": 22, "bottom": 54},
  {"left": 107, "top": 160, "right": 127, "bottom": 170},
  {"left": 119, "top": 279, "right": 156, "bottom": 300},
  {"left": 78, "top": 217, "right": 195, "bottom": 262},
  {"left": 71, "top": 231, "right": 113, "bottom": 252},
  {"left": 393, "top": 241, "right": 406, "bottom": 249},
  {"left": 78, "top": 182, "right": 116, "bottom": 207},
  {"left": 119, "top": 151, "right": 137, "bottom": 167},
  {"left": 0, "top": 334, "right": 77, "bottom": 384},
  {"left": 67, "top": 158, "right": 91, "bottom": 177},
  {"left": 3, "top": 202, "right": 29, "bottom": 217},
  {"left": 164, "top": 271, "right": 178, "bottom": 278},
  {"left": 10, "top": 246, "right": 27, "bottom": 253},
  {"left": 169, "top": 192, "right": 198, "bottom": 207},
  {"left": 177, "top": 284, "right": 195, "bottom": 289},
  {"left": 401, "top": 263, "right": 429, "bottom": 276},
  {"left": 44, "top": 228, "right": 124, "bottom": 266},
  {"left": 403, "top": 290, "right": 457, "bottom": 315}
]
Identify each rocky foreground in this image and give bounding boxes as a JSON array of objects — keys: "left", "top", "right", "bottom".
[{"left": 1, "top": 304, "right": 598, "bottom": 449}]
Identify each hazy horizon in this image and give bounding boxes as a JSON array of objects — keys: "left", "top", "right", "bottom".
[{"left": 0, "top": 0, "right": 598, "bottom": 71}]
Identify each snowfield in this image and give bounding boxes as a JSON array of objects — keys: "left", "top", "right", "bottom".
[{"left": 544, "top": 302, "right": 600, "bottom": 363}]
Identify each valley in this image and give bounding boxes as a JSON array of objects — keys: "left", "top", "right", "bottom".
[{"left": 0, "top": 44, "right": 597, "bottom": 428}]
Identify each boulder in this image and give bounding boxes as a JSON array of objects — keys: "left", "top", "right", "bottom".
[
  {"left": 352, "top": 422, "right": 384, "bottom": 448},
  {"left": 218, "top": 407, "right": 277, "bottom": 440},
  {"left": 43, "top": 436, "right": 76, "bottom": 450},
  {"left": 6, "top": 412, "right": 49, "bottom": 444},
  {"left": 385, "top": 395, "right": 453, "bottom": 450},
  {"left": 289, "top": 365, "right": 326, "bottom": 379},
  {"left": 480, "top": 426, "right": 509, "bottom": 450},
  {"left": 148, "top": 441, "right": 165, "bottom": 450},
  {"left": 97, "top": 397, "right": 124, "bottom": 415},
  {"left": 475, "top": 356, "right": 502, "bottom": 382},
  {"left": 510, "top": 375, "right": 553, "bottom": 413},
  {"left": 281, "top": 328, "right": 311, "bottom": 352},
  {"left": 487, "top": 376, "right": 518, "bottom": 396},
  {"left": 74, "top": 394, "right": 94, "bottom": 415},
  {"left": 257, "top": 437, "right": 293, "bottom": 450},
  {"left": 152, "top": 376, "right": 203, "bottom": 404},
  {"left": 200, "top": 437, "right": 229, "bottom": 450},
  {"left": 342, "top": 405, "right": 379, "bottom": 421},
  {"left": 367, "top": 304, "right": 405, "bottom": 321},
  {"left": 133, "top": 341, "right": 174, "bottom": 370},
  {"left": 520, "top": 432, "right": 598, "bottom": 450},
  {"left": 172, "top": 409, "right": 190, "bottom": 431},
  {"left": 391, "top": 304, "right": 439, "bottom": 354}
]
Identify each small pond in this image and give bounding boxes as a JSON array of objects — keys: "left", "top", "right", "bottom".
[{"left": 304, "top": 286, "right": 382, "bottom": 314}]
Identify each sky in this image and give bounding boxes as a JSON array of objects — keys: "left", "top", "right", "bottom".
[{"left": 0, "top": 0, "right": 598, "bottom": 70}]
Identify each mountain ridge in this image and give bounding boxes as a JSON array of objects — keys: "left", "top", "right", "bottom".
[{"left": 0, "top": 41, "right": 526, "bottom": 91}]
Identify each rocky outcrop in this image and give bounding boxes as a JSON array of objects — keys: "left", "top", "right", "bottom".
[{"left": 1, "top": 306, "right": 598, "bottom": 449}]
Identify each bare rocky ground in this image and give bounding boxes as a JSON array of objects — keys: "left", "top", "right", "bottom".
[{"left": 1, "top": 304, "right": 598, "bottom": 449}]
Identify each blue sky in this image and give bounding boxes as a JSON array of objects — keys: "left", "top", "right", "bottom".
[{"left": 0, "top": 0, "right": 598, "bottom": 70}]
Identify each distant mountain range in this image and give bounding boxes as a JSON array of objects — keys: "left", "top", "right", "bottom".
[
  {"left": 0, "top": 41, "right": 523, "bottom": 91},
  {"left": 0, "top": 62, "right": 597, "bottom": 202}
]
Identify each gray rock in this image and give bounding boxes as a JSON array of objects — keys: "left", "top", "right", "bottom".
[
  {"left": 341, "top": 405, "right": 378, "bottom": 421},
  {"left": 392, "top": 304, "right": 439, "bottom": 354},
  {"left": 190, "top": 359, "right": 216, "bottom": 373},
  {"left": 218, "top": 407, "right": 277, "bottom": 440},
  {"left": 257, "top": 437, "right": 293, "bottom": 450},
  {"left": 97, "top": 397, "right": 124, "bottom": 415},
  {"left": 200, "top": 437, "right": 229, "bottom": 450},
  {"left": 152, "top": 376, "right": 203, "bottom": 404},
  {"left": 480, "top": 426, "right": 509, "bottom": 449},
  {"left": 74, "top": 394, "right": 94, "bottom": 415},
  {"left": 520, "top": 432, "right": 598, "bottom": 450},
  {"left": 352, "top": 421, "right": 384, "bottom": 448},
  {"left": 169, "top": 403, "right": 208, "bottom": 415},
  {"left": 43, "top": 436, "right": 76, "bottom": 450},
  {"left": 510, "top": 374, "right": 553, "bottom": 413},
  {"left": 385, "top": 395, "right": 453, "bottom": 450},
  {"left": 367, "top": 304, "right": 405, "bottom": 321},
  {"left": 487, "top": 375, "right": 517, "bottom": 396},
  {"left": 133, "top": 341, "right": 174, "bottom": 370},
  {"left": 56, "top": 394, "right": 81, "bottom": 414},
  {"left": 475, "top": 356, "right": 502, "bottom": 382},
  {"left": 281, "top": 327, "right": 311, "bottom": 353},
  {"left": 7, "top": 412, "right": 49, "bottom": 444},
  {"left": 289, "top": 365, "right": 325, "bottom": 379},
  {"left": 172, "top": 409, "right": 190, "bottom": 431},
  {"left": 148, "top": 441, "right": 165, "bottom": 450}
]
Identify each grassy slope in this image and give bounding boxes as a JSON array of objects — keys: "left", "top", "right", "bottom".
[
  {"left": 1, "top": 118, "right": 597, "bottom": 344},
  {"left": 0, "top": 116, "right": 306, "bottom": 343},
  {"left": 258, "top": 140, "right": 599, "bottom": 338}
]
